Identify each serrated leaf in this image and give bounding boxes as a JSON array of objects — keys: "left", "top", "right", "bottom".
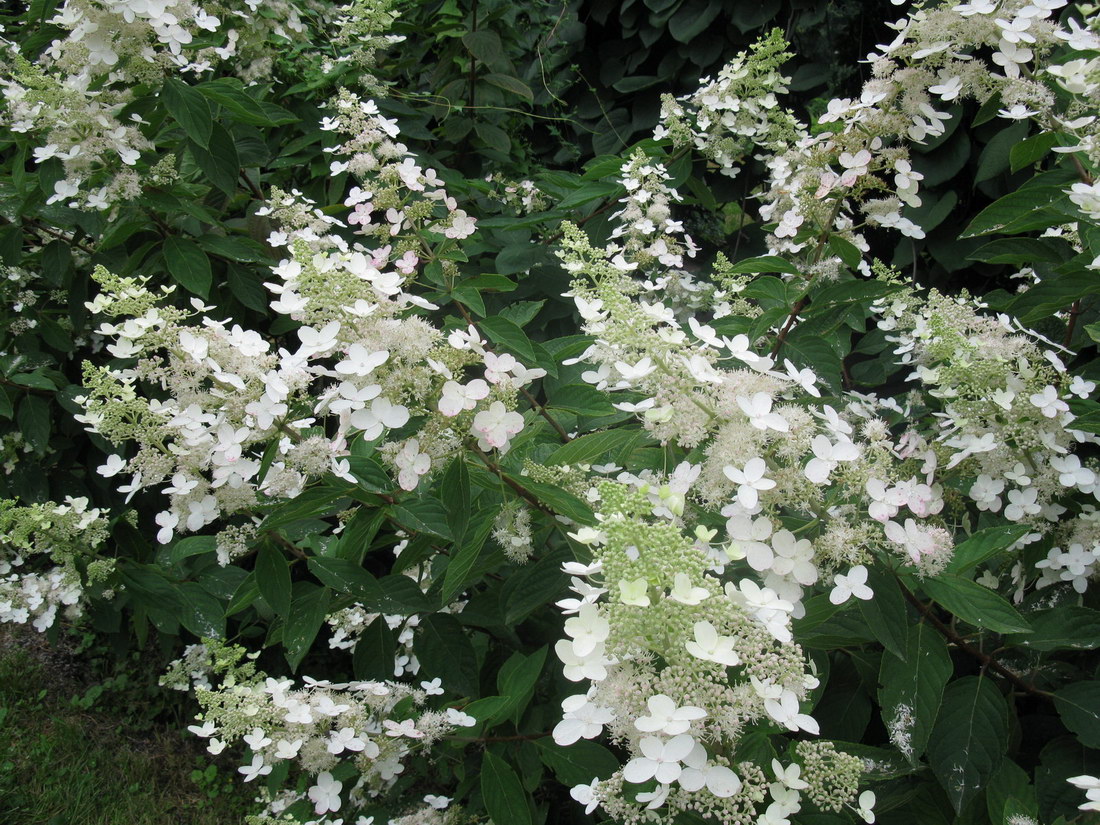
[
  {"left": 17, "top": 396, "right": 50, "bottom": 454},
  {"left": 482, "top": 72, "right": 534, "bottom": 101},
  {"left": 255, "top": 543, "right": 292, "bottom": 616},
  {"left": 922, "top": 575, "right": 1031, "bottom": 633},
  {"left": 441, "top": 507, "right": 495, "bottom": 603},
  {"left": 462, "top": 30, "right": 506, "bottom": 70},
  {"left": 489, "top": 646, "right": 547, "bottom": 725},
  {"left": 191, "top": 122, "right": 239, "bottom": 195},
  {"left": 1004, "top": 606, "right": 1100, "bottom": 651},
  {"left": 729, "top": 255, "right": 800, "bottom": 276},
  {"left": 353, "top": 616, "right": 395, "bottom": 681},
  {"left": 546, "top": 384, "right": 615, "bottom": 417},
  {"left": 1053, "top": 682, "right": 1100, "bottom": 749},
  {"left": 947, "top": 524, "right": 1032, "bottom": 574},
  {"left": 417, "top": 614, "right": 479, "bottom": 697},
  {"left": 307, "top": 557, "right": 385, "bottom": 604},
  {"left": 162, "top": 78, "right": 213, "bottom": 148},
  {"left": 164, "top": 237, "right": 212, "bottom": 298},
  {"left": 283, "top": 585, "right": 330, "bottom": 671},
  {"left": 858, "top": 566, "right": 909, "bottom": 661},
  {"left": 927, "top": 675, "right": 1009, "bottom": 813},
  {"left": 960, "top": 184, "right": 1071, "bottom": 238},
  {"left": 478, "top": 315, "right": 536, "bottom": 362},
  {"left": 879, "top": 621, "right": 951, "bottom": 763},
  {"left": 534, "top": 738, "right": 619, "bottom": 786},
  {"left": 481, "top": 751, "right": 532, "bottom": 825},
  {"left": 548, "top": 429, "right": 642, "bottom": 466}
]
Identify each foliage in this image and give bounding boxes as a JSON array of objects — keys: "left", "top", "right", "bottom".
[{"left": 1, "top": 0, "right": 1100, "bottom": 824}]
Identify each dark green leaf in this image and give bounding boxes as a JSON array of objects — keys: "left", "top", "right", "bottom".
[
  {"left": 17, "top": 396, "right": 50, "bottom": 454},
  {"left": 548, "top": 429, "right": 643, "bottom": 466},
  {"left": 256, "top": 543, "right": 292, "bottom": 617},
  {"left": 191, "top": 122, "right": 239, "bottom": 195},
  {"left": 164, "top": 237, "right": 212, "bottom": 298},
  {"left": 417, "top": 614, "right": 479, "bottom": 697},
  {"left": 947, "top": 524, "right": 1032, "bottom": 574},
  {"left": 283, "top": 585, "right": 330, "bottom": 671},
  {"left": 535, "top": 738, "right": 619, "bottom": 786},
  {"left": 1053, "top": 682, "right": 1100, "bottom": 749},
  {"left": 162, "top": 78, "right": 213, "bottom": 149},
  {"left": 353, "top": 616, "right": 396, "bottom": 681},
  {"left": 478, "top": 315, "right": 537, "bottom": 362},
  {"left": 858, "top": 567, "right": 909, "bottom": 661},
  {"left": 177, "top": 582, "right": 226, "bottom": 638},
  {"left": 922, "top": 575, "right": 1031, "bottom": 633},
  {"left": 462, "top": 30, "right": 506, "bottom": 70},
  {"left": 879, "top": 621, "right": 952, "bottom": 763},
  {"left": 546, "top": 384, "right": 616, "bottom": 417},
  {"left": 441, "top": 507, "right": 495, "bottom": 603},
  {"left": 307, "top": 557, "right": 385, "bottom": 604},
  {"left": 927, "top": 675, "right": 1009, "bottom": 813},
  {"left": 481, "top": 751, "right": 532, "bottom": 825},
  {"left": 482, "top": 72, "right": 534, "bottom": 101},
  {"left": 1004, "top": 606, "right": 1100, "bottom": 651}
]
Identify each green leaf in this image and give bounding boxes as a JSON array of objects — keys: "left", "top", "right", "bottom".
[
  {"left": 191, "top": 122, "right": 239, "bottom": 196},
  {"left": 462, "top": 30, "right": 506, "bottom": 70},
  {"left": 475, "top": 120, "right": 510, "bottom": 154},
  {"left": 501, "top": 548, "right": 569, "bottom": 624},
  {"left": 164, "top": 237, "right": 212, "bottom": 298},
  {"left": 879, "top": 621, "right": 952, "bottom": 763},
  {"left": 927, "top": 675, "right": 1009, "bottom": 813},
  {"left": 728, "top": 255, "right": 800, "bottom": 276},
  {"left": 967, "top": 237, "right": 1074, "bottom": 266},
  {"left": 1036, "top": 737, "right": 1100, "bottom": 823},
  {"left": 1004, "top": 606, "right": 1100, "bottom": 651},
  {"left": 177, "top": 582, "right": 226, "bottom": 638},
  {"left": 496, "top": 243, "right": 549, "bottom": 275},
  {"left": 1009, "top": 131, "right": 1065, "bottom": 172},
  {"left": 417, "top": 614, "right": 479, "bottom": 697},
  {"left": 255, "top": 543, "right": 292, "bottom": 617},
  {"left": 196, "top": 78, "right": 297, "bottom": 126},
  {"left": 353, "top": 616, "right": 395, "bottom": 681},
  {"left": 669, "top": 0, "right": 722, "bottom": 42},
  {"left": 478, "top": 316, "right": 537, "bottom": 362},
  {"left": 440, "top": 457, "right": 471, "bottom": 547},
  {"left": 441, "top": 507, "right": 495, "bottom": 603},
  {"left": 490, "top": 646, "right": 547, "bottom": 725},
  {"left": 922, "top": 575, "right": 1031, "bottom": 633},
  {"left": 283, "top": 585, "right": 330, "bottom": 671},
  {"left": 975, "top": 121, "right": 1028, "bottom": 183},
  {"left": 535, "top": 738, "right": 619, "bottom": 786},
  {"left": 17, "top": 396, "right": 50, "bottom": 454},
  {"left": 158, "top": 535, "right": 217, "bottom": 568},
  {"left": 947, "top": 524, "right": 1032, "bottom": 574},
  {"left": 960, "top": 183, "right": 1071, "bottom": 238},
  {"left": 481, "top": 751, "right": 532, "bottom": 825},
  {"left": 482, "top": 72, "right": 534, "bottom": 102},
  {"left": 548, "top": 429, "right": 642, "bottom": 466},
  {"left": 307, "top": 557, "right": 385, "bottom": 604},
  {"left": 162, "top": 78, "right": 213, "bottom": 149},
  {"left": 1053, "top": 682, "right": 1100, "bottom": 749},
  {"left": 857, "top": 566, "right": 909, "bottom": 661},
  {"left": 546, "top": 384, "right": 615, "bottom": 417},
  {"left": 513, "top": 479, "right": 593, "bottom": 523},
  {"left": 391, "top": 498, "right": 453, "bottom": 540}
]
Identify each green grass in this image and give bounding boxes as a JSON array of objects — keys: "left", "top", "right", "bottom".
[{"left": 0, "top": 633, "right": 250, "bottom": 825}]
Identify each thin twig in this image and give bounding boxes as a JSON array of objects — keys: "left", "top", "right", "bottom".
[{"left": 895, "top": 575, "right": 1052, "bottom": 699}]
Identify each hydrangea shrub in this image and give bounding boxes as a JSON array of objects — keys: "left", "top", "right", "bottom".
[{"left": 2, "top": 0, "right": 1100, "bottom": 823}]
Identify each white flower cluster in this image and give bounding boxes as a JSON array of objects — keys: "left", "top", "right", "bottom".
[
  {"left": 1, "top": 0, "right": 328, "bottom": 211},
  {"left": 877, "top": 287, "right": 1100, "bottom": 591},
  {"left": 170, "top": 641, "right": 476, "bottom": 823},
  {"left": 550, "top": 475, "right": 868, "bottom": 823},
  {"left": 0, "top": 496, "right": 111, "bottom": 632},
  {"left": 78, "top": 100, "right": 545, "bottom": 546},
  {"left": 656, "top": 29, "right": 800, "bottom": 176}
]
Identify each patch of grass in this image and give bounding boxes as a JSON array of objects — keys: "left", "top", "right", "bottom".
[{"left": 0, "top": 633, "right": 251, "bottom": 825}]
